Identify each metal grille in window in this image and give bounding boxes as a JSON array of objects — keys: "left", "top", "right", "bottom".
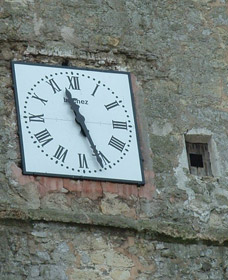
[{"left": 186, "top": 142, "right": 212, "bottom": 176}]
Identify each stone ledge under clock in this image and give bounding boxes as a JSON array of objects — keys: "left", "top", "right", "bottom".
[{"left": 0, "top": 207, "right": 228, "bottom": 245}]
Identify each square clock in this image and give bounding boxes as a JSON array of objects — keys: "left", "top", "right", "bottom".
[{"left": 12, "top": 62, "right": 144, "bottom": 185}]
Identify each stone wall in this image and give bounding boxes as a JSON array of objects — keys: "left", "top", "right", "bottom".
[
  {"left": 1, "top": 220, "right": 228, "bottom": 280},
  {"left": 1, "top": 0, "right": 228, "bottom": 279}
]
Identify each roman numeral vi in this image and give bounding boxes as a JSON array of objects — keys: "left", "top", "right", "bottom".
[{"left": 78, "top": 153, "right": 89, "bottom": 169}]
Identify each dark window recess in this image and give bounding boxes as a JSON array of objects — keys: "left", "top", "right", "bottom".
[
  {"left": 186, "top": 142, "right": 212, "bottom": 176},
  {"left": 189, "top": 153, "right": 203, "bottom": 168}
]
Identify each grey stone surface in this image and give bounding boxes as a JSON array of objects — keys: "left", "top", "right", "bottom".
[{"left": 0, "top": 221, "right": 227, "bottom": 280}]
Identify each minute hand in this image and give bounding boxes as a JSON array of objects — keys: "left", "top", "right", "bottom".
[{"left": 66, "top": 89, "right": 103, "bottom": 168}]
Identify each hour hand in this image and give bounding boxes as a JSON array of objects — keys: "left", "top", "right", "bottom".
[{"left": 65, "top": 88, "right": 86, "bottom": 137}]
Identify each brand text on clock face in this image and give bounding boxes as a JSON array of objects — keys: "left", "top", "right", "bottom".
[{"left": 63, "top": 97, "right": 89, "bottom": 105}]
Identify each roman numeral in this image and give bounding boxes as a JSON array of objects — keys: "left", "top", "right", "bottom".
[
  {"left": 53, "top": 145, "right": 68, "bottom": 162},
  {"left": 34, "top": 129, "right": 53, "bottom": 147},
  {"left": 112, "top": 121, "right": 128, "bottom": 130},
  {"left": 105, "top": 101, "right": 119, "bottom": 110},
  {"left": 29, "top": 113, "right": 45, "bottom": 122},
  {"left": 91, "top": 84, "right": 99, "bottom": 96},
  {"left": 67, "top": 76, "right": 80, "bottom": 90},
  {"left": 46, "top": 78, "right": 61, "bottom": 94},
  {"left": 31, "top": 92, "right": 48, "bottom": 105},
  {"left": 108, "top": 136, "right": 125, "bottom": 152},
  {"left": 78, "top": 153, "right": 89, "bottom": 169},
  {"left": 99, "top": 151, "right": 110, "bottom": 165}
]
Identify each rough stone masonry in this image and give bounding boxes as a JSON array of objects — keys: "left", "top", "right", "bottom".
[{"left": 1, "top": 0, "right": 228, "bottom": 279}]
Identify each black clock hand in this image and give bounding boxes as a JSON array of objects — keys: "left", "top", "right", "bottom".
[
  {"left": 65, "top": 89, "right": 104, "bottom": 168},
  {"left": 65, "top": 88, "right": 86, "bottom": 137}
]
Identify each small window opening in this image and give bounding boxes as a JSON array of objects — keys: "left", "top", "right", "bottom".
[
  {"left": 186, "top": 141, "right": 212, "bottom": 176},
  {"left": 189, "top": 153, "right": 203, "bottom": 168}
]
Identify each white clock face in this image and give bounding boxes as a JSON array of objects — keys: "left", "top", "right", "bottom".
[{"left": 12, "top": 62, "right": 144, "bottom": 184}]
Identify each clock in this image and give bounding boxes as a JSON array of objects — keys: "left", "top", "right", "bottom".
[{"left": 11, "top": 61, "right": 144, "bottom": 185}]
